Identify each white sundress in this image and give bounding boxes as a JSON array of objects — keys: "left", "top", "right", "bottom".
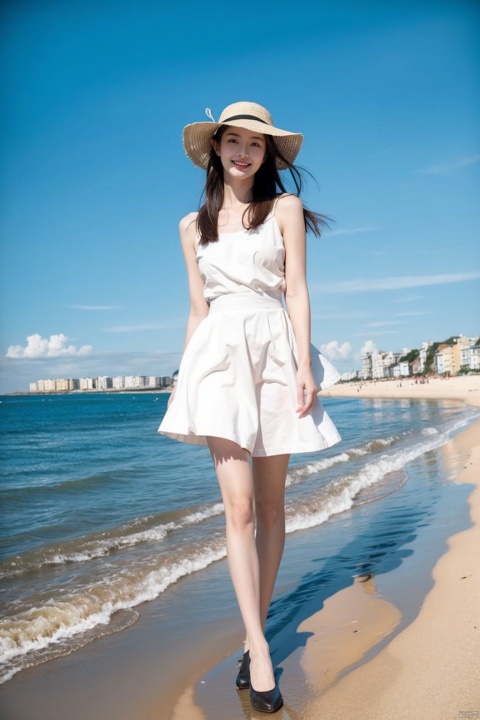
[{"left": 158, "top": 208, "right": 341, "bottom": 456}]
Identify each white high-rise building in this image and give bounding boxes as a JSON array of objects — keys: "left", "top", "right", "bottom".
[
  {"left": 79, "top": 377, "right": 96, "bottom": 390},
  {"left": 97, "top": 376, "right": 113, "bottom": 390},
  {"left": 146, "top": 376, "right": 161, "bottom": 388},
  {"left": 461, "top": 344, "right": 480, "bottom": 371},
  {"left": 419, "top": 341, "right": 432, "bottom": 372},
  {"left": 124, "top": 375, "right": 146, "bottom": 389},
  {"left": 361, "top": 353, "right": 372, "bottom": 379}
]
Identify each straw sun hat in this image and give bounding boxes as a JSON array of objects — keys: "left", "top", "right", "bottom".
[{"left": 182, "top": 101, "right": 303, "bottom": 170}]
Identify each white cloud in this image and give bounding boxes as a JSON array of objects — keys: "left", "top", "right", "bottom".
[
  {"left": 320, "top": 340, "right": 352, "bottom": 361},
  {"left": 417, "top": 154, "right": 480, "bottom": 175},
  {"left": 360, "top": 340, "right": 377, "bottom": 356},
  {"left": 0, "top": 349, "right": 183, "bottom": 394},
  {"left": 326, "top": 226, "right": 376, "bottom": 237},
  {"left": 318, "top": 272, "right": 480, "bottom": 294},
  {"left": 6, "top": 334, "right": 93, "bottom": 359}
]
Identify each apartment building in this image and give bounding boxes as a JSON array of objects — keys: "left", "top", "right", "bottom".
[
  {"left": 419, "top": 341, "right": 433, "bottom": 373},
  {"left": 392, "top": 361, "right": 411, "bottom": 378},
  {"left": 79, "top": 377, "right": 96, "bottom": 390},
  {"left": 124, "top": 375, "right": 146, "bottom": 389},
  {"left": 361, "top": 353, "right": 372, "bottom": 379},
  {"left": 435, "top": 336, "right": 477, "bottom": 375},
  {"left": 96, "top": 376, "right": 113, "bottom": 390},
  {"left": 461, "top": 344, "right": 480, "bottom": 371},
  {"left": 29, "top": 374, "right": 176, "bottom": 392}
]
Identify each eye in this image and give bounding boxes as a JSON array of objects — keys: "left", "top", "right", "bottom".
[{"left": 227, "top": 138, "right": 238, "bottom": 144}]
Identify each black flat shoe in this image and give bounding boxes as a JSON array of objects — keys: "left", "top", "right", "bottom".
[
  {"left": 249, "top": 682, "right": 283, "bottom": 713},
  {"left": 235, "top": 650, "right": 250, "bottom": 690}
]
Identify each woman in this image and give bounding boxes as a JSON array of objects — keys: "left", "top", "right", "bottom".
[{"left": 159, "top": 101, "right": 341, "bottom": 713}]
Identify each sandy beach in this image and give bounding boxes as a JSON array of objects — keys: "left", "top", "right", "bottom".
[
  {"left": 302, "top": 418, "right": 480, "bottom": 720},
  {"left": 174, "top": 375, "right": 480, "bottom": 719},
  {"left": 321, "top": 374, "right": 480, "bottom": 405}
]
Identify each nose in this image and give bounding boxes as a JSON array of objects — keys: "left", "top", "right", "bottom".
[{"left": 237, "top": 143, "right": 249, "bottom": 157}]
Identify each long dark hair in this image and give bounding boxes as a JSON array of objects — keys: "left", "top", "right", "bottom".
[{"left": 197, "top": 126, "right": 328, "bottom": 245}]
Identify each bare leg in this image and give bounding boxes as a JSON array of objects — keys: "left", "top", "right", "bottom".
[
  {"left": 208, "top": 437, "right": 275, "bottom": 692},
  {"left": 240, "top": 454, "right": 289, "bottom": 655},
  {"left": 253, "top": 454, "right": 289, "bottom": 629}
]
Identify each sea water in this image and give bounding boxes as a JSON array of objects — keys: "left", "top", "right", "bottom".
[{"left": 0, "top": 392, "right": 478, "bottom": 684}]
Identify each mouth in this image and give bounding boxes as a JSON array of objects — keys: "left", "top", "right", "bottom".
[{"left": 232, "top": 160, "right": 251, "bottom": 169}]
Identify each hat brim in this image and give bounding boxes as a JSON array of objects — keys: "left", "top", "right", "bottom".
[{"left": 183, "top": 120, "right": 303, "bottom": 170}]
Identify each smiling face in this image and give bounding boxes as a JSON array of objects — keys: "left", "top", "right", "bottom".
[{"left": 212, "top": 126, "right": 266, "bottom": 181}]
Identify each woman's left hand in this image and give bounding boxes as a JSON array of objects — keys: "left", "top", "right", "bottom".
[{"left": 296, "top": 366, "right": 318, "bottom": 418}]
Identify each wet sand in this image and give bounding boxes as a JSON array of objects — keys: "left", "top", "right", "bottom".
[{"left": 172, "top": 574, "right": 403, "bottom": 719}]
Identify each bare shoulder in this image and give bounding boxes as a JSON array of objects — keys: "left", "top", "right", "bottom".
[
  {"left": 275, "top": 194, "right": 304, "bottom": 235},
  {"left": 276, "top": 193, "right": 303, "bottom": 212},
  {"left": 179, "top": 212, "right": 198, "bottom": 251},
  {"left": 179, "top": 211, "right": 199, "bottom": 233}
]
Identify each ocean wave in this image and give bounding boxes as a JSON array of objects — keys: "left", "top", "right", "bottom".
[
  {"left": 0, "top": 539, "right": 227, "bottom": 684},
  {"left": 348, "top": 435, "right": 398, "bottom": 456},
  {"left": 286, "top": 435, "right": 401, "bottom": 485},
  {"left": 286, "top": 453, "right": 350, "bottom": 485},
  {"left": 285, "top": 414, "right": 475, "bottom": 534},
  {"left": 0, "top": 467, "right": 153, "bottom": 496},
  {"left": 0, "top": 502, "right": 225, "bottom": 579},
  {"left": 2, "top": 406, "right": 478, "bottom": 684}
]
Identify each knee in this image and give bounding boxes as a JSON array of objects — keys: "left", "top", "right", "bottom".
[
  {"left": 255, "top": 499, "right": 284, "bottom": 530},
  {"left": 225, "top": 497, "right": 255, "bottom": 531}
]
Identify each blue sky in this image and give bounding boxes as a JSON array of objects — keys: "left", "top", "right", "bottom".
[{"left": 1, "top": 0, "right": 479, "bottom": 393}]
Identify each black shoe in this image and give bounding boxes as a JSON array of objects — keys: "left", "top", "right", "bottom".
[
  {"left": 235, "top": 650, "right": 250, "bottom": 690},
  {"left": 249, "top": 682, "right": 283, "bottom": 713}
]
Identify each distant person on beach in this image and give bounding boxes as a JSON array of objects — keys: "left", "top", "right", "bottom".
[{"left": 159, "top": 101, "right": 341, "bottom": 713}]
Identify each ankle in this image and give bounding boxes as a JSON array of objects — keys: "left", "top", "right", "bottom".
[
  {"left": 248, "top": 645, "right": 275, "bottom": 693},
  {"left": 248, "top": 639, "right": 270, "bottom": 659}
]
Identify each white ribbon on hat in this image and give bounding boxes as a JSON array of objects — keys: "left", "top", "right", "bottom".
[{"left": 205, "top": 108, "right": 215, "bottom": 122}]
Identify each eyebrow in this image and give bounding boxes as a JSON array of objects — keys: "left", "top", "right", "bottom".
[{"left": 224, "top": 131, "right": 265, "bottom": 142}]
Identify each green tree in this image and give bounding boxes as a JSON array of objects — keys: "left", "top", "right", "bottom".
[
  {"left": 442, "top": 335, "right": 460, "bottom": 346},
  {"left": 399, "top": 348, "right": 420, "bottom": 364}
]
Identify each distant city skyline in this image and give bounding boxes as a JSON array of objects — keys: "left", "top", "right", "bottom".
[
  {"left": 28, "top": 373, "right": 174, "bottom": 393},
  {"left": 1, "top": 0, "right": 479, "bottom": 393},
  {"left": 22, "top": 332, "right": 479, "bottom": 395}
]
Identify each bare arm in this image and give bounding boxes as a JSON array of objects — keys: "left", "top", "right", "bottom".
[
  {"left": 276, "top": 195, "right": 317, "bottom": 418},
  {"left": 179, "top": 213, "right": 210, "bottom": 348},
  {"left": 169, "top": 213, "right": 209, "bottom": 406}
]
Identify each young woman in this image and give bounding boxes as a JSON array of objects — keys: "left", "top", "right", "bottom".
[{"left": 159, "top": 101, "right": 341, "bottom": 713}]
